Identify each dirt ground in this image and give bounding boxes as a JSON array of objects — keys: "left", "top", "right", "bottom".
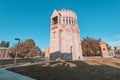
[{"left": 7, "top": 58, "right": 120, "bottom": 80}]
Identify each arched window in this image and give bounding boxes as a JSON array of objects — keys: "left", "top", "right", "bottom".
[
  {"left": 66, "top": 17, "right": 68, "bottom": 24},
  {"left": 72, "top": 20, "right": 73, "bottom": 24},
  {"left": 74, "top": 20, "right": 75, "bottom": 24},
  {"left": 63, "top": 18, "right": 65, "bottom": 24},
  {"left": 69, "top": 20, "right": 71, "bottom": 24},
  {"left": 69, "top": 17, "right": 71, "bottom": 24},
  {"left": 52, "top": 16, "right": 58, "bottom": 24},
  {"left": 73, "top": 19, "right": 75, "bottom": 24},
  {"left": 66, "top": 19, "right": 68, "bottom": 24}
]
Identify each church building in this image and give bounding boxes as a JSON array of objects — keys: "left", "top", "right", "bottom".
[{"left": 50, "top": 9, "right": 83, "bottom": 60}]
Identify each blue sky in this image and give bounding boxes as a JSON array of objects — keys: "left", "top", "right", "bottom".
[{"left": 0, "top": 0, "right": 120, "bottom": 51}]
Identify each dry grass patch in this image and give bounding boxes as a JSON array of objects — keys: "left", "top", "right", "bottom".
[{"left": 7, "top": 58, "right": 120, "bottom": 80}]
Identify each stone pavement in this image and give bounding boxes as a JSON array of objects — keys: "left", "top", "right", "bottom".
[{"left": 0, "top": 67, "right": 36, "bottom": 80}]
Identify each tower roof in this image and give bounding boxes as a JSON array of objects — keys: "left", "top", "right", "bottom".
[{"left": 51, "top": 9, "right": 77, "bottom": 19}]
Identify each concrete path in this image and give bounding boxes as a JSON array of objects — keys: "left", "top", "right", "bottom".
[
  {"left": 0, "top": 59, "right": 50, "bottom": 80},
  {"left": 0, "top": 67, "right": 36, "bottom": 80}
]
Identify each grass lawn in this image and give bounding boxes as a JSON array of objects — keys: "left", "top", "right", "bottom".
[{"left": 7, "top": 58, "right": 120, "bottom": 80}]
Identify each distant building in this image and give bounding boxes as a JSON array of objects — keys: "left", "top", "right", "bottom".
[
  {"left": 0, "top": 47, "right": 11, "bottom": 59},
  {"left": 45, "top": 48, "right": 50, "bottom": 58},
  {"left": 114, "top": 46, "right": 120, "bottom": 58},
  {"left": 50, "top": 9, "right": 83, "bottom": 60},
  {"left": 115, "top": 46, "right": 120, "bottom": 51},
  {"left": 99, "top": 42, "right": 113, "bottom": 57}
]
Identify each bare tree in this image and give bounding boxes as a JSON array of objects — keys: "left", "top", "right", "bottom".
[
  {"left": 81, "top": 37, "right": 110, "bottom": 56},
  {"left": 9, "top": 39, "right": 42, "bottom": 58}
]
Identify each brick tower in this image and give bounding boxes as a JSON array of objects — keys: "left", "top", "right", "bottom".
[{"left": 50, "top": 9, "right": 83, "bottom": 60}]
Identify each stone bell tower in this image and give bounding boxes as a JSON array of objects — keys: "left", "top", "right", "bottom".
[{"left": 50, "top": 9, "right": 83, "bottom": 60}]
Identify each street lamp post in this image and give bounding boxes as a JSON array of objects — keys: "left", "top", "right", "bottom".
[{"left": 14, "top": 38, "right": 20, "bottom": 66}]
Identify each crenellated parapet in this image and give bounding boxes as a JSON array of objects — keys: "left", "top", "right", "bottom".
[{"left": 51, "top": 9, "right": 78, "bottom": 25}]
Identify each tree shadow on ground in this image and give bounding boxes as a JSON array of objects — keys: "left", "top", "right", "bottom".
[{"left": 7, "top": 60, "right": 120, "bottom": 80}]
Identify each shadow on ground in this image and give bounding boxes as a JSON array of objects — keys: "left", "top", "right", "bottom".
[{"left": 7, "top": 59, "right": 120, "bottom": 80}]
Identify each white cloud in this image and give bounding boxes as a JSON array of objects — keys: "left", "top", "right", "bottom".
[
  {"left": 115, "top": 34, "right": 120, "bottom": 39},
  {"left": 108, "top": 40, "right": 120, "bottom": 48},
  {"left": 106, "top": 34, "right": 120, "bottom": 48}
]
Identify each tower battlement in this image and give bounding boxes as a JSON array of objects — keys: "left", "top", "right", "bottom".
[
  {"left": 59, "top": 9, "right": 76, "bottom": 15},
  {"left": 51, "top": 9, "right": 78, "bottom": 25},
  {"left": 58, "top": 9, "right": 77, "bottom": 19}
]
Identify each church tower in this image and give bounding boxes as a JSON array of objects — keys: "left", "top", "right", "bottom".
[{"left": 50, "top": 9, "right": 83, "bottom": 60}]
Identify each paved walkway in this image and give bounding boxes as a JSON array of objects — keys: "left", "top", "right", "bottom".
[
  {"left": 0, "top": 59, "right": 50, "bottom": 80},
  {"left": 0, "top": 67, "right": 36, "bottom": 80}
]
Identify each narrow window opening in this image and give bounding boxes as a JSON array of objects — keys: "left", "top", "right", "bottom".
[{"left": 52, "top": 16, "right": 58, "bottom": 24}]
